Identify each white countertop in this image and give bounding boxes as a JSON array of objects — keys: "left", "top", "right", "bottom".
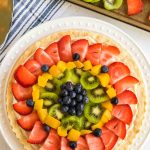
[{"left": 1, "top": 1, "right": 150, "bottom": 150}]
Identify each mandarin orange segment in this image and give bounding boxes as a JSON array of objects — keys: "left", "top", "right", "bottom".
[
  {"left": 98, "top": 73, "right": 110, "bottom": 87},
  {"left": 101, "top": 110, "right": 112, "bottom": 124},
  {"left": 67, "top": 129, "right": 81, "bottom": 141},
  {"left": 74, "top": 61, "right": 84, "bottom": 68},
  {"left": 57, "top": 61, "right": 67, "bottom": 72},
  {"left": 91, "top": 121, "right": 104, "bottom": 130},
  {"left": 44, "top": 115, "right": 61, "bottom": 129},
  {"left": 38, "top": 76, "right": 48, "bottom": 87},
  {"left": 80, "top": 130, "right": 92, "bottom": 135},
  {"left": 101, "top": 101, "right": 113, "bottom": 111},
  {"left": 49, "top": 65, "right": 61, "bottom": 77},
  {"left": 34, "top": 99, "right": 44, "bottom": 110},
  {"left": 66, "top": 62, "right": 76, "bottom": 70},
  {"left": 83, "top": 60, "right": 92, "bottom": 70},
  {"left": 106, "top": 87, "right": 117, "bottom": 98},
  {"left": 37, "top": 108, "right": 48, "bottom": 123},
  {"left": 90, "top": 64, "right": 101, "bottom": 76},
  {"left": 57, "top": 126, "right": 68, "bottom": 137}
]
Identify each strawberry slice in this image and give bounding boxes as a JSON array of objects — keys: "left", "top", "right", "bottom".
[
  {"left": 100, "top": 45, "right": 120, "bottom": 65},
  {"left": 45, "top": 42, "right": 60, "bottom": 63},
  {"left": 27, "top": 121, "right": 48, "bottom": 144},
  {"left": 101, "top": 127, "right": 118, "bottom": 150},
  {"left": 112, "top": 104, "right": 133, "bottom": 124},
  {"left": 109, "top": 62, "right": 130, "bottom": 84},
  {"left": 86, "top": 43, "right": 101, "bottom": 65},
  {"left": 40, "top": 129, "right": 60, "bottom": 150},
  {"left": 85, "top": 134, "right": 104, "bottom": 150},
  {"left": 12, "top": 82, "right": 32, "bottom": 101},
  {"left": 75, "top": 136, "right": 89, "bottom": 150},
  {"left": 15, "top": 65, "right": 37, "bottom": 87},
  {"left": 105, "top": 118, "right": 126, "bottom": 139},
  {"left": 13, "top": 101, "right": 33, "bottom": 115},
  {"left": 24, "top": 59, "right": 42, "bottom": 76},
  {"left": 127, "top": 0, "right": 144, "bottom": 15},
  {"left": 114, "top": 76, "right": 139, "bottom": 94},
  {"left": 17, "top": 111, "right": 39, "bottom": 131},
  {"left": 58, "top": 35, "right": 72, "bottom": 62},
  {"left": 72, "top": 39, "right": 88, "bottom": 62},
  {"left": 61, "top": 137, "right": 71, "bottom": 150},
  {"left": 117, "top": 90, "right": 138, "bottom": 105},
  {"left": 34, "top": 48, "right": 54, "bottom": 66}
]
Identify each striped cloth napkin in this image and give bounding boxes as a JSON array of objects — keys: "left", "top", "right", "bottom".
[{"left": 0, "top": 0, "right": 65, "bottom": 63}]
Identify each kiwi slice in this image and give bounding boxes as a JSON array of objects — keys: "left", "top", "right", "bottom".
[
  {"left": 68, "top": 69, "right": 80, "bottom": 84},
  {"left": 80, "top": 72, "right": 99, "bottom": 90},
  {"left": 87, "top": 87, "right": 109, "bottom": 103},
  {"left": 61, "top": 116, "right": 83, "bottom": 131},
  {"left": 84, "top": 119, "right": 92, "bottom": 129},
  {"left": 53, "top": 69, "right": 71, "bottom": 86},
  {"left": 49, "top": 104, "right": 63, "bottom": 120},
  {"left": 40, "top": 92, "right": 58, "bottom": 107},
  {"left": 103, "top": 0, "right": 123, "bottom": 10},
  {"left": 74, "top": 68, "right": 84, "bottom": 77},
  {"left": 84, "top": 102, "right": 104, "bottom": 124}
]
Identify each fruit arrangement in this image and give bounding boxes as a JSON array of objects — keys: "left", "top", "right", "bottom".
[
  {"left": 82, "top": 0, "right": 145, "bottom": 16},
  {"left": 11, "top": 34, "right": 139, "bottom": 150}
]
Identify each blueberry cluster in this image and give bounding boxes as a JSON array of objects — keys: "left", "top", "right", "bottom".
[{"left": 58, "top": 82, "right": 89, "bottom": 116}]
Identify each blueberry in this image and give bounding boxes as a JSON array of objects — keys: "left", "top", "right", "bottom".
[
  {"left": 76, "top": 110, "right": 82, "bottom": 116},
  {"left": 66, "top": 82, "right": 74, "bottom": 91},
  {"left": 76, "top": 94, "right": 83, "bottom": 102},
  {"left": 83, "top": 96, "right": 89, "bottom": 103},
  {"left": 74, "top": 84, "right": 82, "bottom": 93},
  {"left": 41, "top": 65, "right": 49, "bottom": 72},
  {"left": 93, "top": 128, "right": 102, "bottom": 137},
  {"left": 70, "top": 99, "right": 77, "bottom": 106},
  {"left": 111, "top": 97, "right": 118, "bottom": 105},
  {"left": 69, "top": 91, "right": 76, "bottom": 98},
  {"left": 82, "top": 89, "right": 87, "bottom": 96},
  {"left": 61, "top": 105, "right": 69, "bottom": 113},
  {"left": 68, "top": 107, "right": 76, "bottom": 115},
  {"left": 69, "top": 141, "right": 77, "bottom": 149},
  {"left": 72, "top": 53, "right": 80, "bottom": 61},
  {"left": 26, "top": 99, "right": 34, "bottom": 107},
  {"left": 101, "top": 65, "right": 109, "bottom": 73},
  {"left": 76, "top": 103, "right": 84, "bottom": 111},
  {"left": 43, "top": 124, "right": 51, "bottom": 132},
  {"left": 61, "top": 89, "right": 68, "bottom": 97},
  {"left": 63, "top": 96, "right": 71, "bottom": 105},
  {"left": 61, "top": 84, "right": 66, "bottom": 89}
]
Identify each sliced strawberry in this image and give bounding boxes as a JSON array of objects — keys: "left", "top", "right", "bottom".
[
  {"left": 13, "top": 101, "right": 33, "bottom": 115},
  {"left": 27, "top": 121, "right": 48, "bottom": 144},
  {"left": 85, "top": 134, "right": 104, "bottom": 150},
  {"left": 114, "top": 76, "right": 139, "bottom": 94},
  {"left": 34, "top": 48, "right": 54, "bottom": 66},
  {"left": 14, "top": 65, "right": 37, "bottom": 87},
  {"left": 61, "top": 137, "right": 71, "bottom": 150},
  {"left": 127, "top": 0, "right": 144, "bottom": 15},
  {"left": 86, "top": 43, "right": 101, "bottom": 65},
  {"left": 105, "top": 118, "right": 126, "bottom": 139},
  {"left": 17, "top": 111, "right": 39, "bottom": 131},
  {"left": 24, "top": 59, "right": 42, "bottom": 76},
  {"left": 12, "top": 82, "right": 32, "bottom": 101},
  {"left": 40, "top": 129, "right": 60, "bottom": 150},
  {"left": 72, "top": 39, "right": 88, "bottom": 62},
  {"left": 45, "top": 42, "right": 60, "bottom": 63},
  {"left": 109, "top": 62, "right": 130, "bottom": 84},
  {"left": 58, "top": 35, "right": 72, "bottom": 62},
  {"left": 100, "top": 45, "right": 120, "bottom": 65},
  {"left": 112, "top": 104, "right": 133, "bottom": 124},
  {"left": 101, "top": 127, "right": 118, "bottom": 150},
  {"left": 75, "top": 136, "right": 89, "bottom": 150},
  {"left": 117, "top": 90, "right": 138, "bottom": 105}
]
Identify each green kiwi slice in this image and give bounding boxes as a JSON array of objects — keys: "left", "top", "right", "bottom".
[
  {"left": 103, "top": 0, "right": 123, "bottom": 10},
  {"left": 80, "top": 72, "right": 99, "bottom": 90},
  {"left": 87, "top": 87, "right": 109, "bottom": 103},
  {"left": 40, "top": 92, "right": 58, "bottom": 107},
  {"left": 49, "top": 104, "right": 63, "bottom": 120},
  {"left": 74, "top": 68, "right": 84, "bottom": 77},
  {"left": 61, "top": 116, "right": 83, "bottom": 131},
  {"left": 84, "top": 102, "right": 105, "bottom": 124},
  {"left": 68, "top": 69, "right": 80, "bottom": 84}
]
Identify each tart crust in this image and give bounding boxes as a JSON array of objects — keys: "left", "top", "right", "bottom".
[{"left": 6, "top": 30, "right": 146, "bottom": 150}]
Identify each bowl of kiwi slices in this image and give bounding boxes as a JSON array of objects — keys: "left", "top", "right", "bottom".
[{"left": 0, "top": 17, "right": 150, "bottom": 150}]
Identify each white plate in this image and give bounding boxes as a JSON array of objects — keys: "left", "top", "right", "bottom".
[{"left": 0, "top": 17, "right": 150, "bottom": 150}]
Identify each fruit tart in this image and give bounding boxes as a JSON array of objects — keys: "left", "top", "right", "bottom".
[{"left": 6, "top": 30, "right": 146, "bottom": 150}]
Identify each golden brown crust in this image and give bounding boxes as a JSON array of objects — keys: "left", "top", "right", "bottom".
[{"left": 6, "top": 30, "right": 146, "bottom": 150}]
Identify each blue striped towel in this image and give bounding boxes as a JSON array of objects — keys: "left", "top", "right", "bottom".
[{"left": 0, "top": 0, "right": 65, "bottom": 63}]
